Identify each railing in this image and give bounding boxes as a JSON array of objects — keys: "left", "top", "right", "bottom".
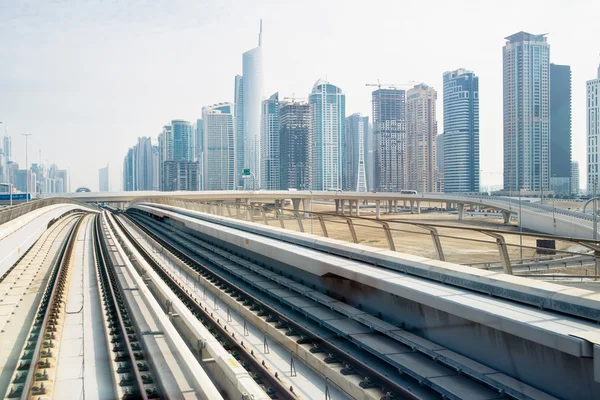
[
  {"left": 130, "top": 197, "right": 600, "bottom": 278},
  {"left": 0, "top": 197, "right": 97, "bottom": 226}
]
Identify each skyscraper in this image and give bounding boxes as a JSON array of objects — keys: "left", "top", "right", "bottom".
[
  {"left": 260, "top": 93, "right": 280, "bottom": 190},
  {"left": 442, "top": 69, "right": 479, "bottom": 193},
  {"left": 157, "top": 120, "right": 197, "bottom": 191},
  {"left": 586, "top": 64, "right": 600, "bottom": 194},
  {"left": 407, "top": 84, "right": 438, "bottom": 193},
  {"left": 134, "top": 137, "right": 156, "bottom": 191},
  {"left": 99, "top": 165, "right": 109, "bottom": 192},
  {"left": 123, "top": 148, "right": 134, "bottom": 191},
  {"left": 309, "top": 79, "right": 346, "bottom": 191},
  {"left": 3, "top": 136, "right": 11, "bottom": 163},
  {"left": 171, "top": 120, "right": 193, "bottom": 161},
  {"left": 158, "top": 124, "right": 173, "bottom": 190},
  {"left": 571, "top": 161, "right": 580, "bottom": 195},
  {"left": 280, "top": 101, "right": 310, "bottom": 190},
  {"left": 550, "top": 64, "right": 572, "bottom": 195},
  {"left": 345, "top": 113, "right": 368, "bottom": 192},
  {"left": 365, "top": 122, "right": 374, "bottom": 191},
  {"left": 242, "top": 21, "right": 264, "bottom": 188},
  {"left": 234, "top": 75, "right": 244, "bottom": 189},
  {"left": 203, "top": 103, "right": 235, "bottom": 191},
  {"left": 436, "top": 133, "right": 444, "bottom": 192},
  {"left": 503, "top": 32, "right": 550, "bottom": 192},
  {"left": 372, "top": 89, "right": 406, "bottom": 192}
]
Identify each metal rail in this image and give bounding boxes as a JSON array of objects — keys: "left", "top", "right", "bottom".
[
  {"left": 121, "top": 211, "right": 428, "bottom": 400},
  {"left": 93, "top": 214, "right": 158, "bottom": 400},
  {"left": 107, "top": 212, "right": 298, "bottom": 400},
  {"left": 4, "top": 214, "right": 83, "bottom": 399}
]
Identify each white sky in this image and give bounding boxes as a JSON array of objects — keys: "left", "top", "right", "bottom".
[{"left": 1, "top": 0, "right": 598, "bottom": 191}]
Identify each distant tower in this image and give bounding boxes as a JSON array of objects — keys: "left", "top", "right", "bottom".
[
  {"left": 587, "top": 63, "right": 600, "bottom": 194},
  {"left": 503, "top": 32, "right": 550, "bottom": 192},
  {"left": 242, "top": 21, "right": 264, "bottom": 188},
  {"left": 260, "top": 93, "right": 280, "bottom": 190},
  {"left": 346, "top": 113, "right": 369, "bottom": 192},
  {"left": 203, "top": 103, "right": 235, "bottom": 191},
  {"left": 550, "top": 64, "right": 572, "bottom": 195},
  {"left": 309, "top": 79, "right": 346, "bottom": 191},
  {"left": 279, "top": 100, "right": 310, "bottom": 190}
]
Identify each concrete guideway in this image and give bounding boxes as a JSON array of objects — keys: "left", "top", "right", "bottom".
[{"left": 131, "top": 203, "right": 600, "bottom": 399}]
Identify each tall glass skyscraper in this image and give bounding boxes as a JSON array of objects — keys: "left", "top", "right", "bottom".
[
  {"left": 134, "top": 137, "right": 156, "bottom": 191},
  {"left": 345, "top": 113, "right": 368, "bottom": 192},
  {"left": 260, "top": 93, "right": 280, "bottom": 190},
  {"left": 234, "top": 75, "right": 244, "bottom": 189},
  {"left": 442, "top": 69, "right": 479, "bottom": 193},
  {"left": 280, "top": 101, "right": 310, "bottom": 190},
  {"left": 171, "top": 120, "right": 193, "bottom": 161},
  {"left": 203, "top": 103, "right": 235, "bottom": 191},
  {"left": 309, "top": 79, "right": 346, "bottom": 191},
  {"left": 550, "top": 64, "right": 572, "bottom": 195},
  {"left": 242, "top": 21, "right": 264, "bottom": 188},
  {"left": 503, "top": 32, "right": 550, "bottom": 192},
  {"left": 587, "top": 64, "right": 600, "bottom": 194},
  {"left": 372, "top": 89, "right": 406, "bottom": 192}
]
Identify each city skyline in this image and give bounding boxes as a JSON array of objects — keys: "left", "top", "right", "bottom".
[{"left": 1, "top": 1, "right": 598, "bottom": 191}]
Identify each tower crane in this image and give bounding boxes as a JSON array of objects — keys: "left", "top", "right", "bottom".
[{"left": 365, "top": 79, "right": 424, "bottom": 90}]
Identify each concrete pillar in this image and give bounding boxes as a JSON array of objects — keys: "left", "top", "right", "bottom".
[
  {"left": 410, "top": 200, "right": 414, "bottom": 213},
  {"left": 416, "top": 201, "right": 421, "bottom": 214},
  {"left": 502, "top": 210, "right": 511, "bottom": 225},
  {"left": 335, "top": 199, "right": 340, "bottom": 214},
  {"left": 302, "top": 198, "right": 309, "bottom": 217},
  {"left": 291, "top": 198, "right": 301, "bottom": 212},
  {"left": 403, "top": 200, "right": 407, "bottom": 209},
  {"left": 457, "top": 204, "right": 464, "bottom": 220},
  {"left": 235, "top": 199, "right": 241, "bottom": 218},
  {"left": 355, "top": 200, "right": 361, "bottom": 217},
  {"left": 376, "top": 200, "right": 381, "bottom": 219}
]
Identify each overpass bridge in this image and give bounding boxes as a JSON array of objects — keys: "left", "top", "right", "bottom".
[{"left": 43, "top": 190, "right": 599, "bottom": 239}]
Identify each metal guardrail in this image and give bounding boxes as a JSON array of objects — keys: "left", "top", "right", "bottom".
[{"left": 0, "top": 198, "right": 97, "bottom": 226}]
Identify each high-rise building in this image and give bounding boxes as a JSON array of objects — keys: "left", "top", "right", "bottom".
[
  {"left": 123, "top": 148, "right": 134, "bottom": 191},
  {"left": 407, "top": 84, "right": 438, "bottom": 193},
  {"left": 586, "top": 64, "right": 600, "bottom": 193},
  {"left": 260, "top": 93, "right": 280, "bottom": 190},
  {"left": 550, "top": 64, "right": 572, "bottom": 195},
  {"left": 203, "top": 103, "right": 235, "bottom": 191},
  {"left": 436, "top": 133, "right": 444, "bottom": 193},
  {"left": 345, "top": 113, "right": 368, "bottom": 192},
  {"left": 158, "top": 124, "right": 173, "bottom": 191},
  {"left": 99, "top": 165, "right": 109, "bottom": 192},
  {"left": 3, "top": 136, "right": 11, "bottom": 162},
  {"left": 55, "top": 169, "right": 68, "bottom": 193},
  {"left": 372, "top": 89, "right": 406, "bottom": 192},
  {"left": 242, "top": 21, "right": 264, "bottom": 188},
  {"left": 571, "top": 161, "right": 580, "bottom": 195},
  {"left": 365, "top": 122, "right": 374, "bottom": 191},
  {"left": 503, "top": 32, "right": 550, "bottom": 192},
  {"left": 162, "top": 161, "right": 199, "bottom": 191},
  {"left": 309, "top": 79, "right": 346, "bottom": 191},
  {"left": 134, "top": 137, "right": 156, "bottom": 191},
  {"left": 15, "top": 170, "right": 36, "bottom": 194},
  {"left": 279, "top": 101, "right": 310, "bottom": 190},
  {"left": 442, "top": 69, "right": 479, "bottom": 193},
  {"left": 234, "top": 75, "right": 244, "bottom": 189},
  {"left": 171, "top": 120, "right": 193, "bottom": 161}
]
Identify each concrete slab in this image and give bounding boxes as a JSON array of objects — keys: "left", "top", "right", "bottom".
[{"left": 349, "top": 332, "right": 411, "bottom": 356}]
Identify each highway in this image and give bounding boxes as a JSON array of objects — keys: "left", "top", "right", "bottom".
[{"left": 1, "top": 200, "right": 599, "bottom": 399}]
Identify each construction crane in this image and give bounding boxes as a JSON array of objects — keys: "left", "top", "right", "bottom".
[
  {"left": 283, "top": 94, "right": 308, "bottom": 103},
  {"left": 365, "top": 79, "right": 424, "bottom": 90}
]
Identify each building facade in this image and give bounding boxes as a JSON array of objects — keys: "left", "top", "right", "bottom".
[
  {"left": 587, "top": 64, "right": 600, "bottom": 194},
  {"left": 123, "top": 148, "right": 134, "bottom": 191},
  {"left": 372, "top": 89, "right": 406, "bottom": 192},
  {"left": 260, "top": 93, "right": 280, "bottom": 190},
  {"left": 442, "top": 69, "right": 479, "bottom": 193},
  {"left": 3, "top": 136, "right": 11, "bottom": 162},
  {"left": 99, "top": 165, "right": 109, "bottom": 192},
  {"left": 407, "top": 84, "right": 438, "bottom": 193},
  {"left": 203, "top": 103, "right": 235, "bottom": 191},
  {"left": 171, "top": 120, "right": 193, "bottom": 161},
  {"left": 280, "top": 101, "right": 310, "bottom": 190},
  {"left": 503, "top": 31, "right": 551, "bottom": 192},
  {"left": 134, "top": 137, "right": 156, "bottom": 191},
  {"left": 242, "top": 22, "right": 264, "bottom": 188},
  {"left": 550, "top": 64, "right": 572, "bottom": 195},
  {"left": 345, "top": 113, "right": 368, "bottom": 192},
  {"left": 571, "top": 161, "right": 580, "bottom": 195},
  {"left": 436, "top": 133, "right": 444, "bottom": 192},
  {"left": 162, "top": 161, "right": 199, "bottom": 191},
  {"left": 234, "top": 75, "right": 244, "bottom": 189}
]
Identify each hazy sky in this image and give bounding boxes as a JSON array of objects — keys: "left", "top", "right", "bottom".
[{"left": 1, "top": 0, "right": 599, "bottom": 191}]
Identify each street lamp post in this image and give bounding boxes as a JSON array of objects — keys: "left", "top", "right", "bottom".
[{"left": 22, "top": 134, "right": 32, "bottom": 202}]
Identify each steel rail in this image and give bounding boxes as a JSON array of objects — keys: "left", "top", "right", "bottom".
[{"left": 93, "top": 214, "right": 153, "bottom": 400}]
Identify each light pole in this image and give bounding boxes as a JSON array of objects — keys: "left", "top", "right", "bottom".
[{"left": 22, "top": 134, "right": 32, "bottom": 202}]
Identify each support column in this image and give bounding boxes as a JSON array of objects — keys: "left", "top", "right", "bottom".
[
  {"left": 457, "top": 204, "right": 464, "bottom": 221},
  {"left": 394, "top": 200, "right": 398, "bottom": 213},
  {"left": 235, "top": 199, "right": 241, "bottom": 218},
  {"left": 502, "top": 210, "right": 511, "bottom": 225},
  {"left": 403, "top": 200, "right": 407, "bottom": 209},
  {"left": 416, "top": 201, "right": 421, "bottom": 214},
  {"left": 291, "top": 198, "right": 301, "bottom": 212},
  {"left": 355, "top": 200, "right": 361, "bottom": 217},
  {"left": 410, "top": 200, "right": 414, "bottom": 213},
  {"left": 301, "top": 198, "right": 309, "bottom": 218},
  {"left": 376, "top": 200, "right": 381, "bottom": 219},
  {"left": 335, "top": 199, "right": 340, "bottom": 215}
]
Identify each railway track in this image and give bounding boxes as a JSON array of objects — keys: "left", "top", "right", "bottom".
[
  {"left": 106, "top": 211, "right": 296, "bottom": 400},
  {"left": 93, "top": 214, "right": 161, "bottom": 399},
  {"left": 116, "top": 210, "right": 446, "bottom": 400},
  {"left": 4, "top": 214, "right": 84, "bottom": 399}
]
